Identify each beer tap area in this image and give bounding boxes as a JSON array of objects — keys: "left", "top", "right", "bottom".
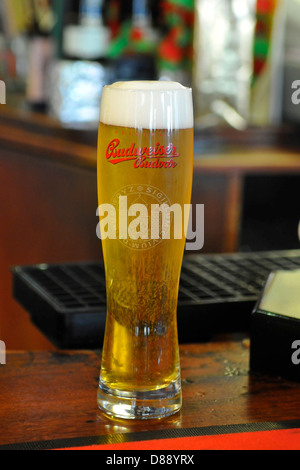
[{"left": 0, "top": 3, "right": 300, "bottom": 352}]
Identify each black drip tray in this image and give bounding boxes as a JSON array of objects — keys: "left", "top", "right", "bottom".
[{"left": 12, "top": 250, "right": 300, "bottom": 349}]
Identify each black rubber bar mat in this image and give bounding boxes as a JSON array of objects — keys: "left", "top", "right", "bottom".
[
  {"left": 11, "top": 250, "right": 300, "bottom": 348},
  {"left": 1, "top": 419, "right": 300, "bottom": 450}
]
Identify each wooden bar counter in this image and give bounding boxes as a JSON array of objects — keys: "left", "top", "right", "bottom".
[{"left": 1, "top": 339, "right": 300, "bottom": 450}]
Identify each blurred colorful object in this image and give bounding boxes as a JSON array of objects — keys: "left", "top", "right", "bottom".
[
  {"left": 108, "top": 0, "right": 158, "bottom": 58},
  {"left": 253, "top": 0, "right": 278, "bottom": 82},
  {"left": 157, "top": 0, "right": 194, "bottom": 77},
  {"left": 105, "top": 0, "right": 122, "bottom": 39}
]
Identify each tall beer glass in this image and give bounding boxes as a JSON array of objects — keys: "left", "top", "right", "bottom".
[{"left": 97, "top": 81, "right": 194, "bottom": 419}]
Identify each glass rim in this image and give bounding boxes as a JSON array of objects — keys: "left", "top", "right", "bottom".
[{"left": 102, "top": 81, "right": 192, "bottom": 93}]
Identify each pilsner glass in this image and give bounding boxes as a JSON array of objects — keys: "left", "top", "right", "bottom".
[{"left": 97, "top": 81, "right": 194, "bottom": 419}]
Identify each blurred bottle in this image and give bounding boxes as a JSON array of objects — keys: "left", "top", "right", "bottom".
[
  {"left": 193, "top": 0, "right": 256, "bottom": 130},
  {"left": 48, "top": 0, "right": 111, "bottom": 128},
  {"left": 107, "top": 0, "right": 159, "bottom": 81},
  {"left": 251, "top": 0, "right": 300, "bottom": 127},
  {"left": 62, "top": 0, "right": 110, "bottom": 60},
  {"left": 0, "top": 0, "right": 52, "bottom": 108},
  {"left": 26, "top": 0, "right": 55, "bottom": 112},
  {"left": 276, "top": 0, "right": 300, "bottom": 126}
]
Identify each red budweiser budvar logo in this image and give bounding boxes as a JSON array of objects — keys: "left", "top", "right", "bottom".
[{"left": 106, "top": 139, "right": 179, "bottom": 168}]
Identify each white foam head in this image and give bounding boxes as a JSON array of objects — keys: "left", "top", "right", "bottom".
[{"left": 100, "top": 81, "right": 193, "bottom": 130}]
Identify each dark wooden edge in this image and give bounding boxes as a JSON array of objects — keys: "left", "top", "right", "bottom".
[{"left": 1, "top": 419, "right": 300, "bottom": 450}]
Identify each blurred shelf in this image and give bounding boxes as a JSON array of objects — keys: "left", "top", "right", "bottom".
[{"left": 1, "top": 103, "right": 300, "bottom": 172}]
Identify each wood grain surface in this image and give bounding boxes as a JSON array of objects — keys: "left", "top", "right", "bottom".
[{"left": 1, "top": 340, "right": 300, "bottom": 447}]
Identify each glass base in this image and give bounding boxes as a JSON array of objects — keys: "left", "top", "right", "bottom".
[{"left": 97, "top": 377, "right": 182, "bottom": 420}]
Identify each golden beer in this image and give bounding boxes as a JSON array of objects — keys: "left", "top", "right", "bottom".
[{"left": 97, "top": 81, "right": 194, "bottom": 419}]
